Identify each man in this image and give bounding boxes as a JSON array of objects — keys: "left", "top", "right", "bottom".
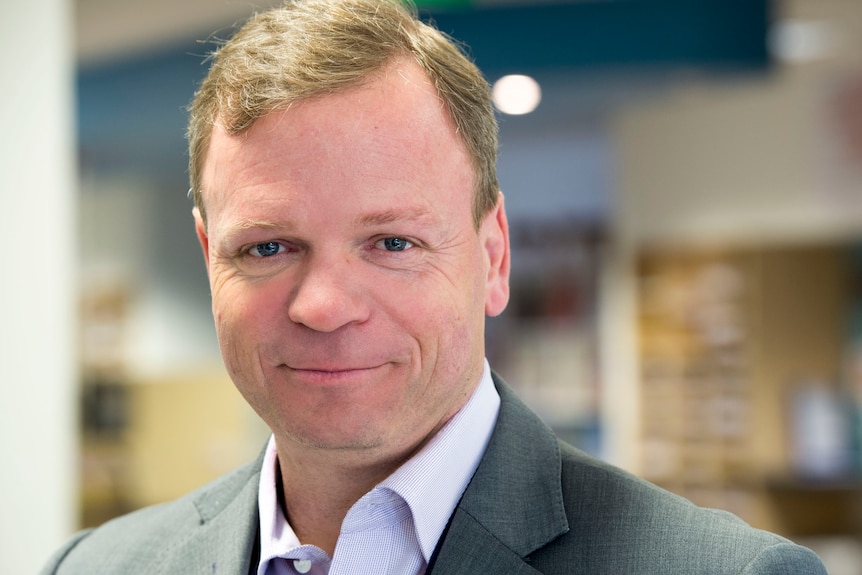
[{"left": 43, "top": 0, "right": 827, "bottom": 573}]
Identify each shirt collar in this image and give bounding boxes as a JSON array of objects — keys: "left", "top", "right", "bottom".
[
  {"left": 257, "top": 360, "right": 500, "bottom": 566},
  {"left": 378, "top": 360, "right": 499, "bottom": 560},
  {"left": 257, "top": 435, "right": 300, "bottom": 574}
]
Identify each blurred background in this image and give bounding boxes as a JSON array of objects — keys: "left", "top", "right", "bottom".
[{"left": 3, "top": 0, "right": 862, "bottom": 573}]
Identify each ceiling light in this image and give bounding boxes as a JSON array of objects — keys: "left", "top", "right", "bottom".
[{"left": 492, "top": 74, "right": 542, "bottom": 115}]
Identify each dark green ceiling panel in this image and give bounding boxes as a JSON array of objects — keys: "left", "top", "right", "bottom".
[{"left": 422, "top": 0, "right": 771, "bottom": 77}]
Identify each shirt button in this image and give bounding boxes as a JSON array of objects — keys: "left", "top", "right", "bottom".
[{"left": 293, "top": 559, "right": 312, "bottom": 574}]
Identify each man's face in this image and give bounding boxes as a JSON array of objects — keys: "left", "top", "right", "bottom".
[{"left": 195, "top": 58, "right": 510, "bottom": 463}]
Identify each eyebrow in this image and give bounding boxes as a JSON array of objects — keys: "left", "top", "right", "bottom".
[
  {"left": 218, "top": 206, "right": 436, "bottom": 246},
  {"left": 355, "top": 206, "right": 436, "bottom": 227},
  {"left": 219, "top": 218, "right": 292, "bottom": 246}
]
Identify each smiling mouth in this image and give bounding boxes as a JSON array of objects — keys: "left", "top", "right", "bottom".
[
  {"left": 285, "top": 365, "right": 381, "bottom": 373},
  {"left": 279, "top": 364, "right": 387, "bottom": 383}
]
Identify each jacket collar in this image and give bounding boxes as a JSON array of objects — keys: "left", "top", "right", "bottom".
[
  {"left": 429, "top": 373, "right": 569, "bottom": 574},
  {"left": 153, "top": 453, "right": 264, "bottom": 574}
]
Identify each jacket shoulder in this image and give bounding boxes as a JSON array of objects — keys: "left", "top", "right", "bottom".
[
  {"left": 40, "top": 458, "right": 261, "bottom": 575},
  {"left": 534, "top": 442, "right": 827, "bottom": 574}
]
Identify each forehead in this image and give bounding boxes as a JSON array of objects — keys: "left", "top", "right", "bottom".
[{"left": 201, "top": 58, "right": 475, "bottom": 224}]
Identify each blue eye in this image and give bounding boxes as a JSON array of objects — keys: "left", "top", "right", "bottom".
[
  {"left": 379, "top": 237, "right": 412, "bottom": 252},
  {"left": 250, "top": 242, "right": 283, "bottom": 257}
]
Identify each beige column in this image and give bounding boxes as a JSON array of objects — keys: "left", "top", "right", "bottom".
[{"left": 0, "top": 0, "right": 77, "bottom": 572}]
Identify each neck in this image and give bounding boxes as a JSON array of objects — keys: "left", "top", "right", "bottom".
[{"left": 274, "top": 441, "right": 414, "bottom": 556}]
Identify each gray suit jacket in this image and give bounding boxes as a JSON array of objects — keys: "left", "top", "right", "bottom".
[{"left": 42, "top": 376, "right": 827, "bottom": 574}]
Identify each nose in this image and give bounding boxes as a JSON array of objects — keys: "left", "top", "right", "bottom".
[{"left": 287, "top": 255, "right": 370, "bottom": 332}]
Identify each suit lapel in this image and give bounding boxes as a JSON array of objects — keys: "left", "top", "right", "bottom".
[
  {"left": 431, "top": 374, "right": 569, "bottom": 574},
  {"left": 429, "top": 509, "right": 543, "bottom": 575},
  {"left": 155, "top": 454, "right": 263, "bottom": 575}
]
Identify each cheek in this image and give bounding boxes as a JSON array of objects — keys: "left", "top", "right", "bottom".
[
  {"left": 426, "top": 252, "right": 487, "bottom": 329},
  {"left": 210, "top": 277, "right": 283, "bottom": 369},
  {"left": 212, "top": 308, "right": 250, "bottom": 382},
  {"left": 211, "top": 269, "right": 282, "bottom": 326},
  {"left": 395, "top": 271, "right": 486, "bottom": 361}
]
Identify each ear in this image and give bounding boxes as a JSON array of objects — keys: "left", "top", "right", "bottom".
[
  {"left": 193, "top": 207, "right": 211, "bottom": 275},
  {"left": 481, "top": 193, "right": 511, "bottom": 317}
]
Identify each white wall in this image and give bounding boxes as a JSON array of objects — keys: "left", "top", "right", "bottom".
[
  {"left": 0, "top": 0, "right": 77, "bottom": 572},
  {"left": 613, "top": 0, "right": 862, "bottom": 249},
  {"left": 614, "top": 70, "right": 862, "bottom": 249}
]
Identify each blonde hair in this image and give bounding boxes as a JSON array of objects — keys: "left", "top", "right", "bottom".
[{"left": 188, "top": 0, "right": 499, "bottom": 228}]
